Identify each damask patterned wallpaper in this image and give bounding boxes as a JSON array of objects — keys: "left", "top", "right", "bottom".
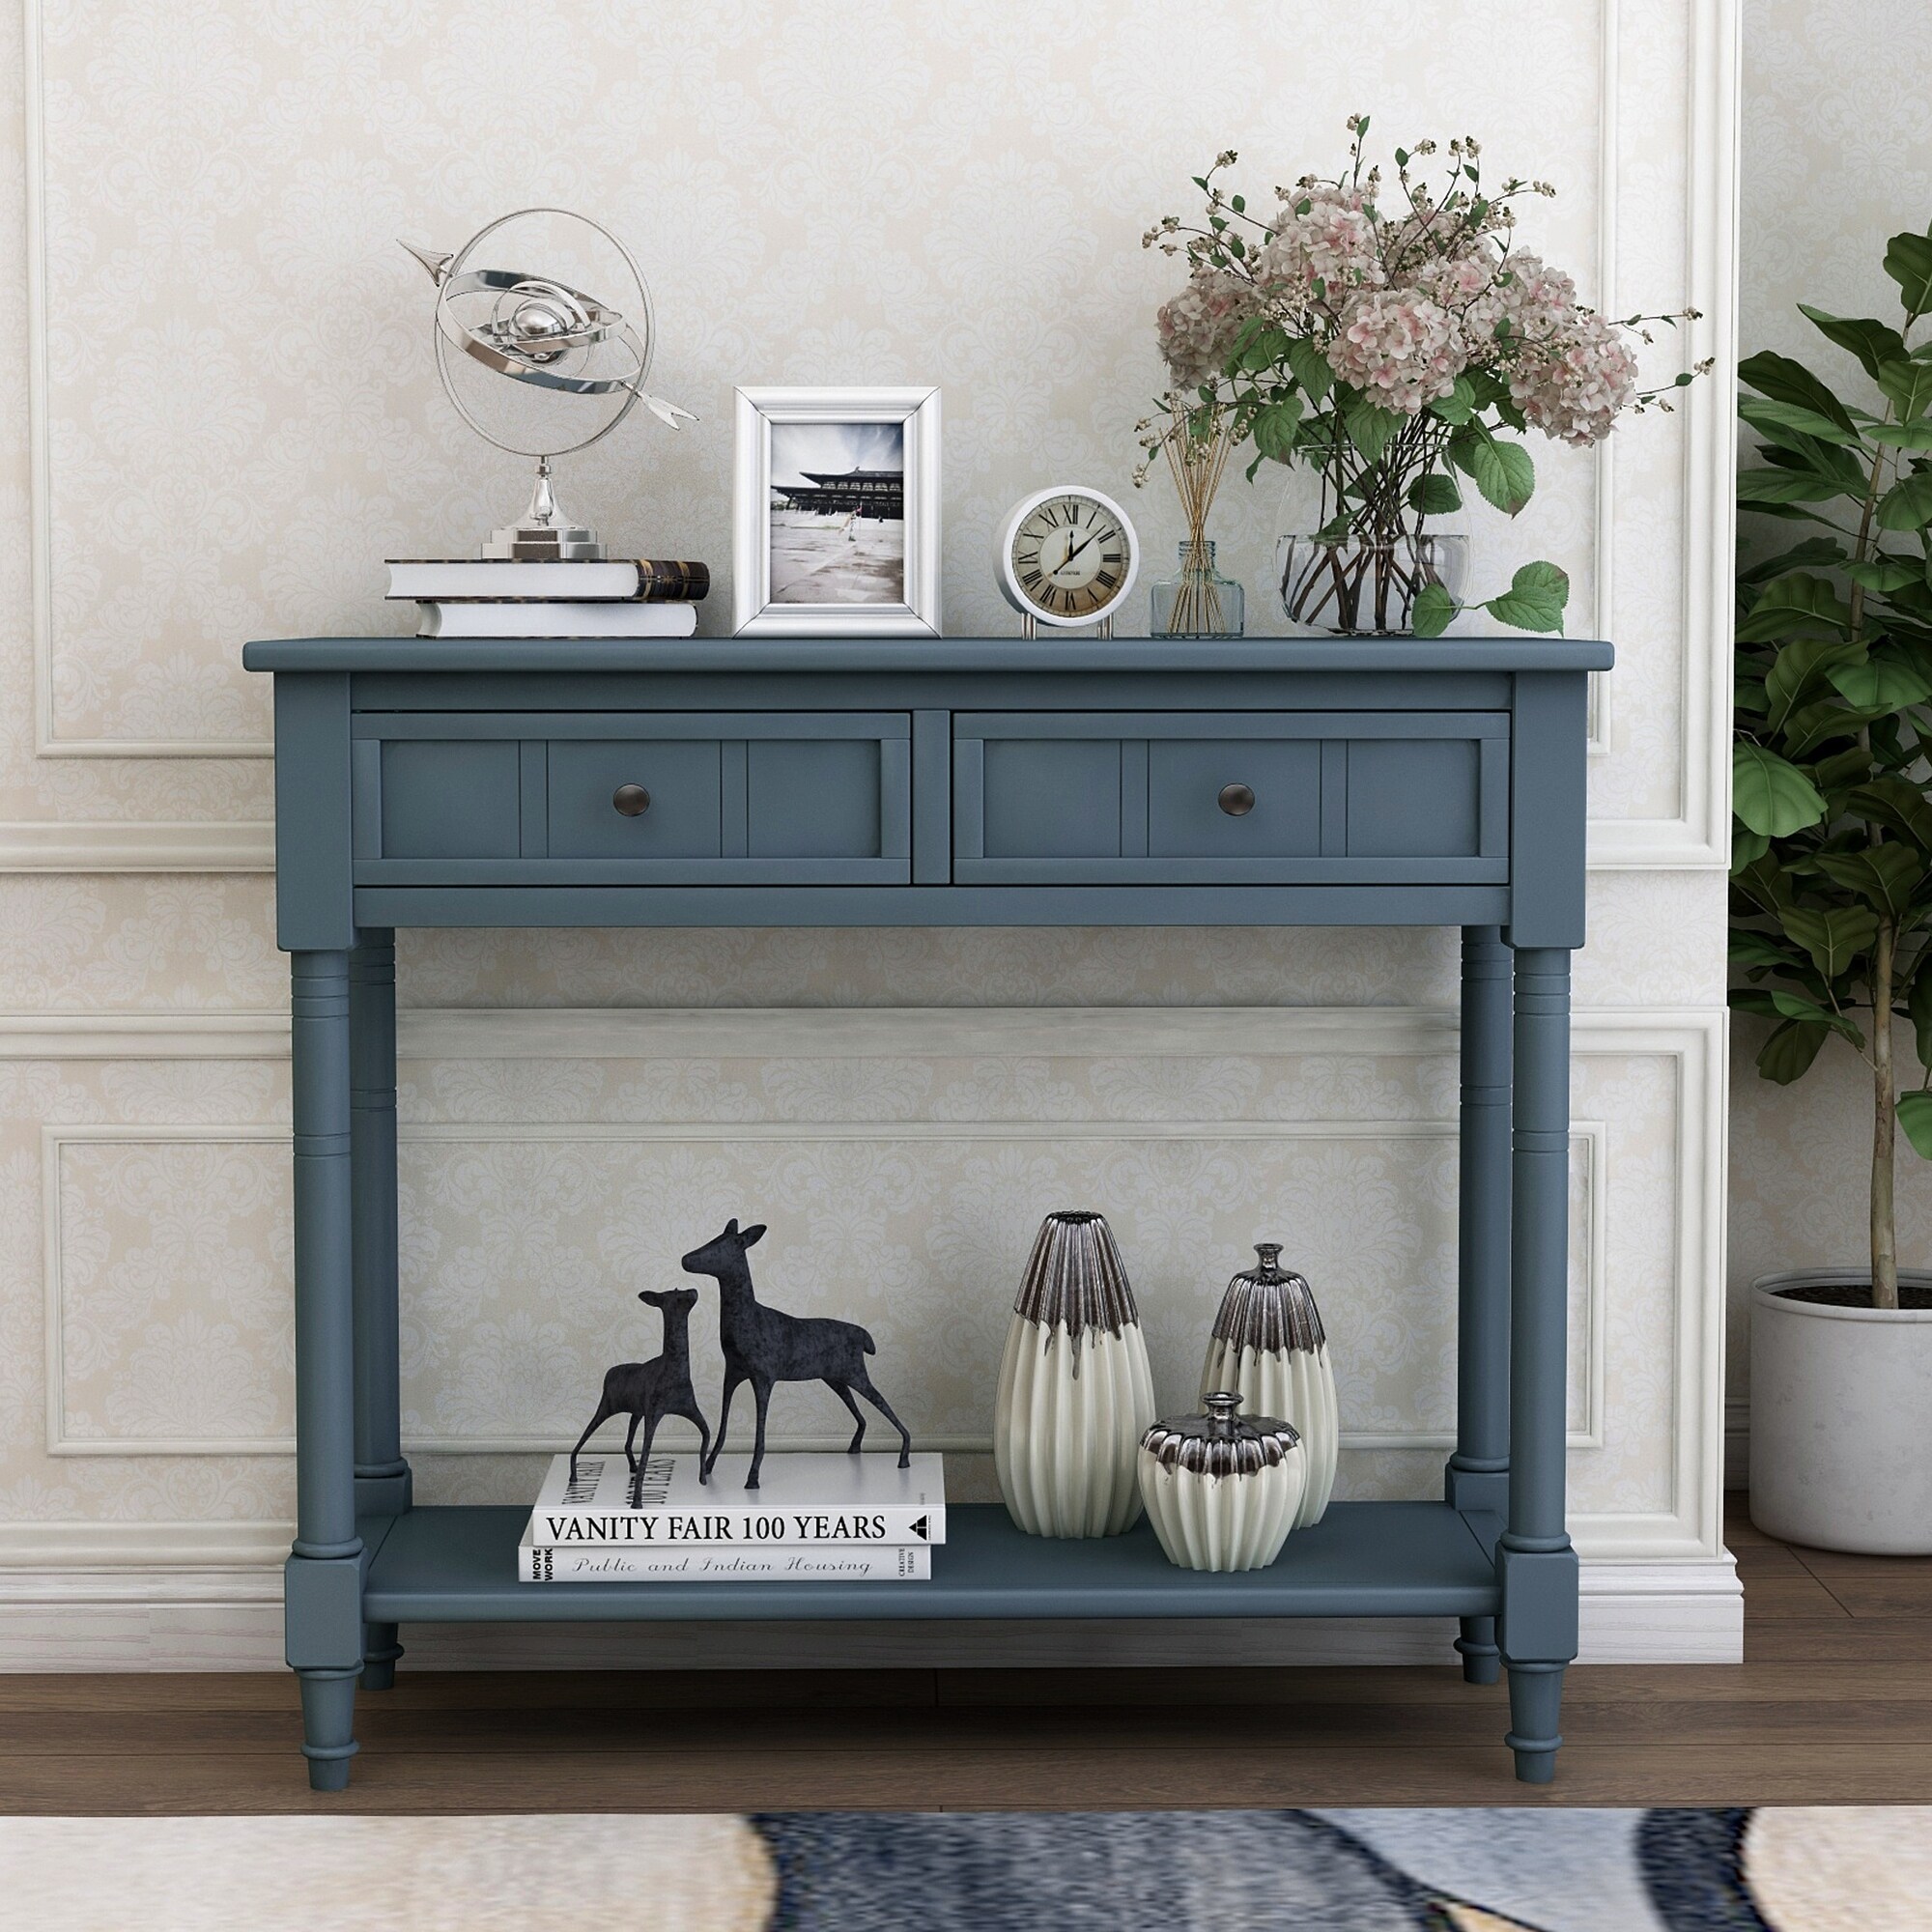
[
  {"left": 1729, "top": 0, "right": 1932, "bottom": 1410},
  {"left": 0, "top": 0, "right": 1733, "bottom": 1607}
]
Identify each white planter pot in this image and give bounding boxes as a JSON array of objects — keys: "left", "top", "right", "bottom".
[{"left": 1749, "top": 1268, "right": 1932, "bottom": 1555}]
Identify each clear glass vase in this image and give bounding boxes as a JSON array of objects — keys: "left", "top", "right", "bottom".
[
  {"left": 1276, "top": 530, "right": 1468, "bottom": 638},
  {"left": 1150, "top": 539, "right": 1245, "bottom": 639}
]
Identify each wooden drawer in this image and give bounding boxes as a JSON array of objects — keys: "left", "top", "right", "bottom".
[
  {"left": 952, "top": 711, "right": 1509, "bottom": 884},
  {"left": 353, "top": 713, "right": 911, "bottom": 884}
]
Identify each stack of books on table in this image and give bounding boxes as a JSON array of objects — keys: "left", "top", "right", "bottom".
[
  {"left": 387, "top": 556, "right": 710, "bottom": 638},
  {"left": 518, "top": 1450, "right": 946, "bottom": 1582}
]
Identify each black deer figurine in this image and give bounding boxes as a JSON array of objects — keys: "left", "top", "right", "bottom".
[
  {"left": 568, "top": 1286, "right": 712, "bottom": 1495},
  {"left": 681, "top": 1218, "right": 912, "bottom": 1490}
]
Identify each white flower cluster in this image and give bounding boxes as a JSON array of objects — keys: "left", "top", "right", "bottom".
[{"left": 1155, "top": 268, "right": 1263, "bottom": 391}]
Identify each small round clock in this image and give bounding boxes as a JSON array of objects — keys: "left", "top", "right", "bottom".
[{"left": 997, "top": 486, "right": 1140, "bottom": 632}]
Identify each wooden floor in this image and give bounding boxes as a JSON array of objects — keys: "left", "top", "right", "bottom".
[{"left": 3, "top": 1498, "right": 1929, "bottom": 1812}]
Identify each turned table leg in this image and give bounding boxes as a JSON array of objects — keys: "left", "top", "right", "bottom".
[
  {"left": 286, "top": 949, "right": 364, "bottom": 1790},
  {"left": 350, "top": 931, "right": 409, "bottom": 1690},
  {"left": 1500, "top": 944, "right": 1579, "bottom": 1783},
  {"left": 1447, "top": 925, "right": 1512, "bottom": 1685}
]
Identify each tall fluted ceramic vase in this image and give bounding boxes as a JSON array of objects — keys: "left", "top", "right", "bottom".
[
  {"left": 995, "top": 1211, "right": 1156, "bottom": 1538},
  {"left": 1199, "top": 1242, "right": 1338, "bottom": 1527}
]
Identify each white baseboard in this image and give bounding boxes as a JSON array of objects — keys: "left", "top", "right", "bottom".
[{"left": 0, "top": 1536, "right": 1743, "bottom": 1670}]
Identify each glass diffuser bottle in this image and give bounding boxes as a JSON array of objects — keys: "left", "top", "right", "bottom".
[{"left": 1151, "top": 538, "right": 1244, "bottom": 638}]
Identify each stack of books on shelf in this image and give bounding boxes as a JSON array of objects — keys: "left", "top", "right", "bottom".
[
  {"left": 387, "top": 556, "right": 710, "bottom": 639},
  {"left": 518, "top": 1450, "right": 947, "bottom": 1582}
]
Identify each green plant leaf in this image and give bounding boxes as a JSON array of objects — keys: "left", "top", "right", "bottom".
[
  {"left": 1766, "top": 989, "right": 1865, "bottom": 1039},
  {"left": 1878, "top": 359, "right": 1932, "bottom": 421},
  {"left": 1737, "top": 574, "right": 1855, "bottom": 643},
  {"left": 1738, "top": 396, "right": 1864, "bottom": 449},
  {"left": 1755, "top": 1016, "right": 1832, "bottom": 1084},
  {"left": 1738, "top": 468, "right": 1856, "bottom": 504},
  {"left": 1763, "top": 637, "right": 1863, "bottom": 730},
  {"left": 1286, "top": 337, "right": 1334, "bottom": 403},
  {"left": 1868, "top": 421, "right": 1932, "bottom": 449},
  {"left": 1732, "top": 827, "right": 1771, "bottom": 869},
  {"left": 1454, "top": 434, "right": 1536, "bottom": 515},
  {"left": 1730, "top": 927, "right": 1799, "bottom": 968},
  {"left": 1410, "top": 582, "right": 1457, "bottom": 638},
  {"left": 1844, "top": 555, "right": 1926, "bottom": 592},
  {"left": 1877, "top": 470, "right": 1932, "bottom": 532},
  {"left": 1406, "top": 473, "right": 1463, "bottom": 516},
  {"left": 1812, "top": 842, "right": 1927, "bottom": 918},
  {"left": 1344, "top": 393, "right": 1402, "bottom": 464},
  {"left": 1739, "top": 351, "right": 1860, "bottom": 432},
  {"left": 1778, "top": 904, "right": 1880, "bottom": 980},
  {"left": 1250, "top": 397, "right": 1304, "bottom": 463},
  {"left": 1733, "top": 743, "right": 1828, "bottom": 836},
  {"left": 1799, "top": 304, "right": 1910, "bottom": 380},
  {"left": 1828, "top": 649, "right": 1932, "bottom": 707},
  {"left": 1426, "top": 376, "right": 1477, "bottom": 425},
  {"left": 1782, "top": 696, "right": 1886, "bottom": 760},
  {"left": 1733, "top": 850, "right": 1797, "bottom": 914},
  {"left": 1481, "top": 559, "right": 1569, "bottom": 633},
  {"left": 1847, "top": 779, "right": 1932, "bottom": 853},
  {"left": 1898, "top": 1091, "right": 1932, "bottom": 1158},
  {"left": 1884, "top": 228, "right": 1932, "bottom": 316},
  {"left": 1738, "top": 538, "right": 1849, "bottom": 585}
]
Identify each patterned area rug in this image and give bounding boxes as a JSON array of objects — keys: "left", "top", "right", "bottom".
[{"left": 5, "top": 1807, "right": 1923, "bottom": 1928}]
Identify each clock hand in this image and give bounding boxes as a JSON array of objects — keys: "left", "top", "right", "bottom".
[{"left": 1058, "top": 526, "right": 1103, "bottom": 574}]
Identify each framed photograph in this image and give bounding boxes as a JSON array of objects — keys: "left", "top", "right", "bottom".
[{"left": 732, "top": 385, "right": 941, "bottom": 637}]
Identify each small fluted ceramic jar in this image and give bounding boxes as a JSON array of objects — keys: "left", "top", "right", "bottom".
[
  {"left": 995, "top": 1210, "right": 1156, "bottom": 1539},
  {"left": 1199, "top": 1241, "right": 1338, "bottom": 1528},
  {"left": 1138, "top": 1392, "right": 1305, "bottom": 1573}
]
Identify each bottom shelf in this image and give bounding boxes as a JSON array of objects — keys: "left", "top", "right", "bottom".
[{"left": 359, "top": 1500, "right": 1502, "bottom": 1624}]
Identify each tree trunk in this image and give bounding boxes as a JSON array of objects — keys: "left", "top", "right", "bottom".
[{"left": 1873, "top": 921, "right": 1901, "bottom": 1311}]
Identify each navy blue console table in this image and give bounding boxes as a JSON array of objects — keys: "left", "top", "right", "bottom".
[{"left": 242, "top": 636, "right": 1609, "bottom": 1789}]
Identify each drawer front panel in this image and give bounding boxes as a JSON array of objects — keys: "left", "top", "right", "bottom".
[
  {"left": 353, "top": 712, "right": 911, "bottom": 884},
  {"left": 955, "top": 711, "right": 1508, "bottom": 884}
]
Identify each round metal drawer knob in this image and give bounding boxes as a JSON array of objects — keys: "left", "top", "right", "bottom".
[
  {"left": 1218, "top": 781, "right": 1256, "bottom": 817},
  {"left": 612, "top": 783, "right": 652, "bottom": 817}
]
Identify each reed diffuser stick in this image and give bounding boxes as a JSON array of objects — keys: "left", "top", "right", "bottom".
[{"left": 1148, "top": 396, "right": 1235, "bottom": 635}]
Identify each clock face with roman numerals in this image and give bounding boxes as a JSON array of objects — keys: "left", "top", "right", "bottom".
[{"left": 997, "top": 486, "right": 1140, "bottom": 629}]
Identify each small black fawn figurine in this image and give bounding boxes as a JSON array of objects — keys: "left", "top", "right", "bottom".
[
  {"left": 681, "top": 1218, "right": 912, "bottom": 1491},
  {"left": 568, "top": 1286, "right": 712, "bottom": 1494}
]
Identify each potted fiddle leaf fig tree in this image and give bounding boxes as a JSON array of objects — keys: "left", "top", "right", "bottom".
[{"left": 1732, "top": 219, "right": 1932, "bottom": 1553}]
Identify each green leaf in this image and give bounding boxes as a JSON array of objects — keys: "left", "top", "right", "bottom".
[
  {"left": 1811, "top": 842, "right": 1927, "bottom": 918},
  {"left": 1900, "top": 1091, "right": 1932, "bottom": 1158},
  {"left": 1733, "top": 850, "right": 1797, "bottom": 914},
  {"left": 1884, "top": 228, "right": 1932, "bottom": 316},
  {"left": 1783, "top": 696, "right": 1886, "bottom": 760},
  {"left": 1908, "top": 954, "right": 1932, "bottom": 1072},
  {"left": 1736, "top": 574, "right": 1855, "bottom": 644},
  {"left": 1878, "top": 359, "right": 1932, "bottom": 421},
  {"left": 1250, "top": 396, "right": 1304, "bottom": 463},
  {"left": 1286, "top": 337, "right": 1334, "bottom": 403},
  {"left": 1737, "top": 538, "right": 1848, "bottom": 585},
  {"left": 1406, "top": 473, "right": 1463, "bottom": 516},
  {"left": 1729, "top": 927, "right": 1799, "bottom": 968},
  {"left": 1426, "top": 376, "right": 1477, "bottom": 425},
  {"left": 1844, "top": 555, "right": 1925, "bottom": 592},
  {"left": 1739, "top": 351, "right": 1860, "bottom": 433},
  {"left": 1829, "top": 649, "right": 1932, "bottom": 708},
  {"left": 1868, "top": 421, "right": 1932, "bottom": 449},
  {"left": 1778, "top": 903, "right": 1880, "bottom": 980},
  {"left": 1733, "top": 742, "right": 1828, "bottom": 836},
  {"left": 1755, "top": 1017, "right": 1832, "bottom": 1084},
  {"left": 1738, "top": 396, "right": 1863, "bottom": 449},
  {"left": 1343, "top": 393, "right": 1402, "bottom": 464},
  {"left": 1763, "top": 637, "right": 1862, "bottom": 730},
  {"left": 1847, "top": 779, "right": 1932, "bottom": 853},
  {"left": 1455, "top": 434, "right": 1536, "bottom": 516},
  {"left": 1877, "top": 470, "right": 1932, "bottom": 532},
  {"left": 1799, "top": 304, "right": 1911, "bottom": 380},
  {"left": 1732, "top": 827, "right": 1771, "bottom": 868},
  {"left": 1738, "top": 468, "right": 1855, "bottom": 504},
  {"left": 1410, "top": 582, "right": 1457, "bottom": 638},
  {"left": 1482, "top": 559, "right": 1569, "bottom": 634},
  {"left": 1766, "top": 989, "right": 1865, "bottom": 1039}
]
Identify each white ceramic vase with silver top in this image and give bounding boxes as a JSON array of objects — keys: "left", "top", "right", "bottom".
[
  {"left": 1138, "top": 1391, "right": 1306, "bottom": 1572},
  {"left": 1199, "top": 1241, "right": 1337, "bottom": 1528},
  {"left": 995, "top": 1210, "right": 1156, "bottom": 1538}
]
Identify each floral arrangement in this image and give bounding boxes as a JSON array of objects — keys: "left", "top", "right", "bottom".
[{"left": 1145, "top": 116, "right": 1709, "bottom": 635}]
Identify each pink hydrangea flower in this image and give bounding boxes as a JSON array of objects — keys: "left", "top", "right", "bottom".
[
  {"left": 1513, "top": 312, "right": 1639, "bottom": 445},
  {"left": 1325, "top": 289, "right": 1464, "bottom": 413},
  {"left": 1156, "top": 267, "right": 1263, "bottom": 389},
  {"left": 1260, "top": 185, "right": 1384, "bottom": 298}
]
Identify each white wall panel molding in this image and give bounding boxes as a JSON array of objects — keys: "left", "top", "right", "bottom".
[
  {"left": 0, "top": 1014, "right": 290, "bottom": 1060},
  {"left": 0, "top": 822, "right": 275, "bottom": 872}
]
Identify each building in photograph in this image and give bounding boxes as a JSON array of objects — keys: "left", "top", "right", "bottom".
[{"left": 772, "top": 469, "right": 904, "bottom": 519}]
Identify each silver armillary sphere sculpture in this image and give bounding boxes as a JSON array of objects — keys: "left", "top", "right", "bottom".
[{"left": 400, "top": 207, "right": 695, "bottom": 559}]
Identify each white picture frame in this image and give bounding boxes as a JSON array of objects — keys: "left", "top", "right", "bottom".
[{"left": 732, "top": 385, "right": 941, "bottom": 637}]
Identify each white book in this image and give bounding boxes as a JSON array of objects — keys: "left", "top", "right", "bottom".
[
  {"left": 387, "top": 558, "right": 707, "bottom": 601},
  {"left": 415, "top": 601, "right": 698, "bottom": 639},
  {"left": 519, "top": 1541, "right": 932, "bottom": 1583},
  {"left": 527, "top": 1452, "right": 946, "bottom": 1546}
]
